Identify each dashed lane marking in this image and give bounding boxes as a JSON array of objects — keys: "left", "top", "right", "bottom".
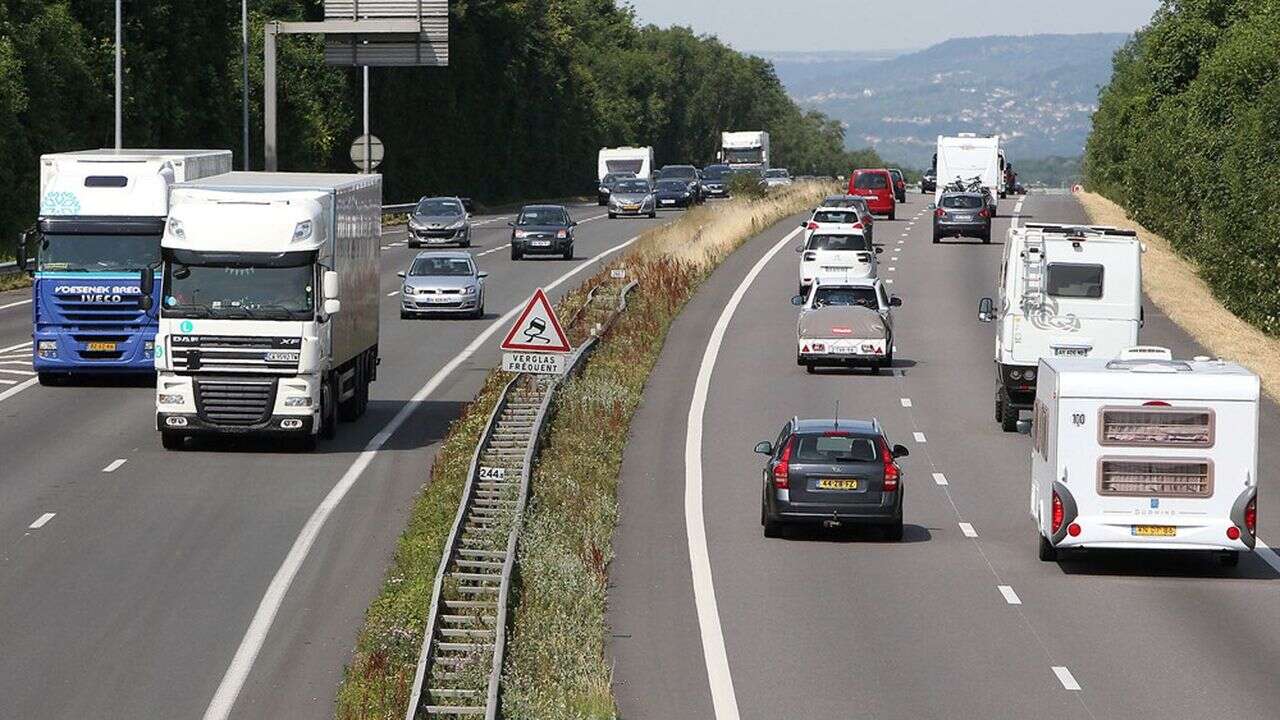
[
  {"left": 29, "top": 512, "right": 56, "bottom": 529},
  {"left": 1052, "top": 666, "right": 1081, "bottom": 691},
  {"left": 0, "top": 378, "right": 15, "bottom": 386},
  {"left": 0, "top": 368, "right": 35, "bottom": 376},
  {"left": 0, "top": 341, "right": 32, "bottom": 353},
  {"left": 102, "top": 459, "right": 127, "bottom": 473},
  {"left": 387, "top": 291, "right": 399, "bottom": 297},
  {"left": 477, "top": 243, "right": 512, "bottom": 257},
  {"left": 998, "top": 585, "right": 1023, "bottom": 605},
  {"left": 900, "top": 398, "right": 912, "bottom": 407},
  {"left": 959, "top": 522, "right": 978, "bottom": 538},
  {"left": 912, "top": 431, "right": 926, "bottom": 443},
  {"left": 932, "top": 472, "right": 947, "bottom": 485}
]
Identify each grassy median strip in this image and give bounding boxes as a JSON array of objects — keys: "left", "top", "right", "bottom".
[{"left": 334, "top": 184, "right": 830, "bottom": 719}]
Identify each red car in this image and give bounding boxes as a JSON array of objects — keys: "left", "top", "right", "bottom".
[{"left": 848, "top": 169, "right": 897, "bottom": 220}]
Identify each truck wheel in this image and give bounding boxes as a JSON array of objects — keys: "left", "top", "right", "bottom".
[
  {"left": 1038, "top": 532, "right": 1058, "bottom": 561},
  {"left": 1000, "top": 395, "right": 1019, "bottom": 433},
  {"left": 161, "top": 431, "right": 185, "bottom": 450},
  {"left": 608, "top": 212, "right": 616, "bottom": 219},
  {"left": 994, "top": 390, "right": 1004, "bottom": 423},
  {"left": 321, "top": 377, "right": 337, "bottom": 440}
]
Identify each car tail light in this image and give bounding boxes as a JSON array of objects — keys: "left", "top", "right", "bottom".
[
  {"left": 934, "top": 208, "right": 945, "bottom": 218},
  {"left": 803, "top": 251, "right": 817, "bottom": 261},
  {"left": 880, "top": 440, "right": 899, "bottom": 492},
  {"left": 852, "top": 222, "right": 864, "bottom": 229},
  {"left": 979, "top": 208, "right": 990, "bottom": 218},
  {"left": 772, "top": 437, "right": 794, "bottom": 490},
  {"left": 806, "top": 222, "right": 820, "bottom": 230},
  {"left": 1245, "top": 496, "right": 1257, "bottom": 535},
  {"left": 1051, "top": 491, "right": 1064, "bottom": 534}
]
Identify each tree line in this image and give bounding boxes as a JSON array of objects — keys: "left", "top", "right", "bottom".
[
  {"left": 0, "top": 0, "right": 885, "bottom": 257},
  {"left": 1085, "top": 0, "right": 1280, "bottom": 336}
]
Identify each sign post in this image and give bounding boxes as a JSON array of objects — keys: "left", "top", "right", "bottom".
[{"left": 500, "top": 288, "right": 571, "bottom": 375}]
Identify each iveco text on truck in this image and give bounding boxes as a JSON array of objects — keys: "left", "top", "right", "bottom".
[
  {"left": 719, "top": 131, "right": 770, "bottom": 171},
  {"left": 147, "top": 172, "right": 381, "bottom": 450},
  {"left": 19, "top": 149, "right": 231, "bottom": 384}
]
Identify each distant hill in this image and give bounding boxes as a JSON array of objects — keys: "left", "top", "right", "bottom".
[{"left": 761, "top": 34, "right": 1129, "bottom": 168}]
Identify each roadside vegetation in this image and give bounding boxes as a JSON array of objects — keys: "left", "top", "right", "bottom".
[
  {"left": 334, "top": 183, "right": 831, "bottom": 719},
  {"left": 1084, "top": 0, "right": 1280, "bottom": 336},
  {"left": 0, "top": 271, "right": 30, "bottom": 292}
]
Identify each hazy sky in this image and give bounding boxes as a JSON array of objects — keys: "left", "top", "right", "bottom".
[{"left": 623, "top": 0, "right": 1161, "bottom": 52}]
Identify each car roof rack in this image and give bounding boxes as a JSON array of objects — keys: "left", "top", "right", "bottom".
[{"left": 1022, "top": 222, "right": 1137, "bottom": 238}]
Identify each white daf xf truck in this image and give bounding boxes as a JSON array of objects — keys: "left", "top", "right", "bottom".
[
  {"left": 145, "top": 172, "right": 381, "bottom": 450},
  {"left": 720, "top": 131, "right": 770, "bottom": 171}
]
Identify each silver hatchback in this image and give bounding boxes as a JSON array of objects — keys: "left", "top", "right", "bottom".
[{"left": 399, "top": 251, "right": 487, "bottom": 319}]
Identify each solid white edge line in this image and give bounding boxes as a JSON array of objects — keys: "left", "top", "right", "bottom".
[
  {"left": 932, "top": 472, "right": 947, "bottom": 486},
  {"left": 685, "top": 225, "right": 802, "bottom": 720},
  {"left": 102, "top": 459, "right": 127, "bottom": 473},
  {"left": 201, "top": 231, "right": 645, "bottom": 720},
  {"left": 29, "top": 512, "right": 56, "bottom": 529},
  {"left": 0, "top": 377, "right": 38, "bottom": 403},
  {"left": 1052, "top": 666, "right": 1081, "bottom": 691},
  {"left": 959, "top": 522, "right": 977, "bottom": 538},
  {"left": 0, "top": 299, "right": 33, "bottom": 311},
  {"left": 998, "top": 585, "right": 1022, "bottom": 605}
]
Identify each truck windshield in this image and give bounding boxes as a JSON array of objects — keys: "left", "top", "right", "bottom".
[
  {"left": 723, "top": 149, "right": 763, "bottom": 164},
  {"left": 163, "top": 256, "right": 315, "bottom": 320},
  {"left": 37, "top": 233, "right": 160, "bottom": 273}
]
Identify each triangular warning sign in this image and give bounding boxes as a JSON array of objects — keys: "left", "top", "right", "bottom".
[{"left": 501, "top": 288, "right": 571, "bottom": 353}]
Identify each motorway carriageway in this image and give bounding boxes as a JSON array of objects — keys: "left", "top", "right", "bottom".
[
  {"left": 609, "top": 190, "right": 1280, "bottom": 720},
  {"left": 0, "top": 203, "right": 670, "bottom": 720}
]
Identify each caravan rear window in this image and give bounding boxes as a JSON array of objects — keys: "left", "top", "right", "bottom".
[
  {"left": 1098, "top": 458, "right": 1213, "bottom": 498},
  {"left": 1046, "top": 263, "right": 1104, "bottom": 298},
  {"left": 1099, "top": 406, "right": 1214, "bottom": 448}
]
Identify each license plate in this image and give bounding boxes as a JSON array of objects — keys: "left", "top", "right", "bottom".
[
  {"left": 531, "top": 240, "right": 551, "bottom": 247},
  {"left": 623, "top": 205, "right": 639, "bottom": 210},
  {"left": 427, "top": 296, "right": 456, "bottom": 304},
  {"left": 661, "top": 200, "right": 675, "bottom": 205},
  {"left": 1053, "top": 346, "right": 1090, "bottom": 357},
  {"left": 955, "top": 215, "right": 973, "bottom": 222},
  {"left": 85, "top": 341, "right": 117, "bottom": 351},
  {"left": 1132, "top": 525, "right": 1177, "bottom": 537},
  {"left": 817, "top": 479, "right": 859, "bottom": 490}
]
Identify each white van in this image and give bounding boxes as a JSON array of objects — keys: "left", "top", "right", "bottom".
[
  {"left": 979, "top": 223, "right": 1143, "bottom": 431},
  {"left": 1031, "top": 348, "right": 1259, "bottom": 566}
]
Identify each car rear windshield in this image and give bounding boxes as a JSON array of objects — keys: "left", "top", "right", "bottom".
[
  {"left": 518, "top": 208, "right": 568, "bottom": 226},
  {"left": 1046, "top": 263, "right": 1104, "bottom": 298},
  {"left": 941, "top": 195, "right": 984, "bottom": 210},
  {"left": 812, "top": 287, "right": 878, "bottom": 309},
  {"left": 854, "top": 173, "right": 888, "bottom": 189},
  {"left": 813, "top": 210, "right": 861, "bottom": 224},
  {"left": 794, "top": 434, "right": 879, "bottom": 462},
  {"left": 411, "top": 257, "right": 473, "bottom": 276},
  {"left": 808, "top": 234, "right": 871, "bottom": 251}
]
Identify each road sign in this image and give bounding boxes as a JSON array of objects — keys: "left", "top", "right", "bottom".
[
  {"left": 323, "top": 0, "right": 449, "bottom": 67},
  {"left": 350, "top": 134, "right": 384, "bottom": 170},
  {"left": 501, "top": 288, "right": 571, "bottom": 353},
  {"left": 502, "top": 352, "right": 567, "bottom": 375}
]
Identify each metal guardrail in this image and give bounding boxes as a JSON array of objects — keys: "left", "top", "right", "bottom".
[
  {"left": 0, "top": 260, "right": 17, "bottom": 279},
  {"left": 405, "top": 279, "right": 638, "bottom": 719}
]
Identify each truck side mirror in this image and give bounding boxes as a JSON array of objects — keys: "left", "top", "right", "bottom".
[
  {"left": 16, "top": 229, "right": 31, "bottom": 271},
  {"left": 397, "top": 271, "right": 406, "bottom": 278},
  {"left": 978, "top": 297, "right": 994, "bottom": 322},
  {"left": 139, "top": 268, "right": 154, "bottom": 296},
  {"left": 790, "top": 294, "right": 805, "bottom": 306},
  {"left": 323, "top": 270, "right": 340, "bottom": 301},
  {"left": 892, "top": 444, "right": 910, "bottom": 458},
  {"left": 323, "top": 299, "right": 342, "bottom": 316}
]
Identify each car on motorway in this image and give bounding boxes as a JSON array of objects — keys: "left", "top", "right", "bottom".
[
  {"left": 932, "top": 190, "right": 992, "bottom": 243},
  {"left": 701, "top": 164, "right": 731, "bottom": 198},
  {"left": 848, "top": 168, "right": 897, "bottom": 219},
  {"left": 509, "top": 204, "right": 575, "bottom": 260},
  {"left": 920, "top": 168, "right": 937, "bottom": 194},
  {"left": 407, "top": 196, "right": 472, "bottom": 248},
  {"left": 806, "top": 201, "right": 875, "bottom": 245},
  {"left": 796, "top": 230, "right": 880, "bottom": 295},
  {"left": 398, "top": 251, "right": 487, "bottom": 319},
  {"left": 888, "top": 168, "right": 908, "bottom": 203},
  {"left": 757, "top": 416, "right": 909, "bottom": 539},
  {"left": 597, "top": 172, "right": 635, "bottom": 206},
  {"left": 764, "top": 168, "right": 793, "bottom": 188},
  {"left": 656, "top": 164, "right": 705, "bottom": 203},
  {"left": 792, "top": 275, "right": 900, "bottom": 374},
  {"left": 654, "top": 178, "right": 697, "bottom": 209},
  {"left": 1013, "top": 181, "right": 1027, "bottom": 195},
  {"left": 607, "top": 178, "right": 657, "bottom": 218}
]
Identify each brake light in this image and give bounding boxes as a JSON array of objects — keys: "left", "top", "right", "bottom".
[
  {"left": 880, "top": 441, "right": 899, "bottom": 492},
  {"left": 934, "top": 208, "right": 945, "bottom": 218},
  {"left": 979, "top": 208, "right": 990, "bottom": 219},
  {"left": 772, "top": 437, "right": 794, "bottom": 489},
  {"left": 1051, "top": 491, "right": 1064, "bottom": 533},
  {"left": 806, "top": 222, "right": 819, "bottom": 230},
  {"left": 1245, "top": 496, "right": 1257, "bottom": 535},
  {"left": 852, "top": 222, "right": 863, "bottom": 229}
]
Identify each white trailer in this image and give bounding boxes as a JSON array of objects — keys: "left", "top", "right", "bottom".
[
  {"left": 149, "top": 172, "right": 381, "bottom": 450},
  {"left": 934, "top": 133, "right": 1000, "bottom": 207},
  {"left": 720, "top": 131, "right": 770, "bottom": 171},
  {"left": 979, "top": 223, "right": 1144, "bottom": 432},
  {"left": 1031, "top": 348, "right": 1260, "bottom": 566},
  {"left": 597, "top": 146, "right": 654, "bottom": 181}
]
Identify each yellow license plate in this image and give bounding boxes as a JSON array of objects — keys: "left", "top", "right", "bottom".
[
  {"left": 1132, "top": 525, "right": 1177, "bottom": 537},
  {"left": 817, "top": 479, "right": 859, "bottom": 490},
  {"left": 85, "top": 341, "right": 117, "bottom": 352}
]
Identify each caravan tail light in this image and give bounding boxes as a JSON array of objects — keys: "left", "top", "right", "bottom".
[
  {"left": 772, "top": 437, "right": 794, "bottom": 490},
  {"left": 1051, "top": 491, "right": 1064, "bottom": 534},
  {"left": 1067, "top": 523, "right": 1082, "bottom": 537},
  {"left": 1244, "top": 497, "right": 1257, "bottom": 535}
]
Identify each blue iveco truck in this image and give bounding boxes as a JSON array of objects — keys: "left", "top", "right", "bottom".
[{"left": 19, "top": 149, "right": 231, "bottom": 384}]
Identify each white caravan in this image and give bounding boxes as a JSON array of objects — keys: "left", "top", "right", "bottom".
[
  {"left": 597, "top": 146, "right": 654, "bottom": 182},
  {"left": 1031, "top": 348, "right": 1259, "bottom": 566},
  {"left": 720, "top": 131, "right": 770, "bottom": 171},
  {"left": 979, "top": 223, "right": 1144, "bottom": 432},
  {"left": 149, "top": 172, "right": 381, "bottom": 450},
  {"left": 934, "top": 133, "right": 1000, "bottom": 207}
]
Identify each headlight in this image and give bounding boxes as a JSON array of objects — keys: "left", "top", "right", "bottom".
[
  {"left": 448, "top": 219, "right": 464, "bottom": 230},
  {"left": 463, "top": 285, "right": 477, "bottom": 294},
  {"left": 556, "top": 230, "right": 568, "bottom": 239},
  {"left": 599, "top": 186, "right": 609, "bottom": 193},
  {"left": 1023, "top": 369, "right": 1036, "bottom": 381},
  {"left": 403, "top": 284, "right": 413, "bottom": 294},
  {"left": 645, "top": 195, "right": 654, "bottom": 204},
  {"left": 1009, "top": 369, "right": 1023, "bottom": 380},
  {"left": 408, "top": 219, "right": 422, "bottom": 230},
  {"left": 158, "top": 393, "right": 184, "bottom": 405},
  {"left": 38, "top": 340, "right": 56, "bottom": 358},
  {"left": 514, "top": 229, "right": 528, "bottom": 238},
  {"left": 284, "top": 396, "right": 312, "bottom": 407}
]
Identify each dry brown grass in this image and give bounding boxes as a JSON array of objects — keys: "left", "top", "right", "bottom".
[{"left": 1078, "top": 190, "right": 1280, "bottom": 402}]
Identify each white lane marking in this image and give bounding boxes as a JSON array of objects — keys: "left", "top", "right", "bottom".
[
  {"left": 0, "top": 299, "right": 33, "bottom": 311},
  {"left": 387, "top": 291, "right": 399, "bottom": 297},
  {"left": 29, "top": 512, "right": 56, "bottom": 529},
  {"left": 684, "top": 227, "right": 803, "bottom": 720},
  {"left": 932, "top": 472, "right": 948, "bottom": 486},
  {"left": 0, "top": 341, "right": 32, "bottom": 353},
  {"left": 900, "top": 232, "right": 909, "bottom": 237},
  {"left": 0, "top": 378, "right": 15, "bottom": 386},
  {"left": 0, "top": 360, "right": 32, "bottom": 366},
  {"left": 900, "top": 397, "right": 912, "bottom": 407},
  {"left": 959, "top": 522, "right": 978, "bottom": 538},
  {"left": 1256, "top": 540, "right": 1280, "bottom": 575},
  {"left": 200, "top": 230, "right": 647, "bottom": 720},
  {"left": 1052, "top": 666, "right": 1081, "bottom": 691},
  {"left": 102, "top": 459, "right": 127, "bottom": 473},
  {"left": 890, "top": 255, "right": 898, "bottom": 261},
  {"left": 913, "top": 431, "right": 926, "bottom": 443},
  {"left": 888, "top": 266, "right": 896, "bottom": 272},
  {"left": 477, "top": 243, "right": 512, "bottom": 257},
  {"left": 885, "top": 279, "right": 894, "bottom": 284},
  {"left": 0, "top": 377, "right": 38, "bottom": 403},
  {"left": 0, "top": 367, "right": 35, "bottom": 376},
  {"left": 998, "top": 585, "right": 1022, "bottom": 605}
]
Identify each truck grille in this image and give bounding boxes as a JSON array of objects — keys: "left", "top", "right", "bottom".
[
  {"left": 194, "top": 377, "right": 276, "bottom": 426},
  {"left": 171, "top": 335, "right": 300, "bottom": 373},
  {"left": 53, "top": 297, "right": 145, "bottom": 325},
  {"left": 1098, "top": 458, "right": 1213, "bottom": 498}
]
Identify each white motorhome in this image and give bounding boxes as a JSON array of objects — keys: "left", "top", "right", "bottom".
[
  {"left": 979, "top": 223, "right": 1144, "bottom": 431},
  {"left": 1031, "top": 348, "right": 1259, "bottom": 566},
  {"left": 597, "top": 146, "right": 654, "bottom": 182},
  {"left": 148, "top": 172, "right": 381, "bottom": 450},
  {"left": 720, "top": 131, "right": 770, "bottom": 171},
  {"left": 934, "top": 133, "right": 1000, "bottom": 209}
]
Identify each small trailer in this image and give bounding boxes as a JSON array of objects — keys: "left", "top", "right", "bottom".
[{"left": 1031, "top": 348, "right": 1260, "bottom": 566}]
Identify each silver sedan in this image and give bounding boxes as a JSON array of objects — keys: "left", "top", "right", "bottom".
[
  {"left": 608, "top": 178, "right": 658, "bottom": 218},
  {"left": 398, "top": 251, "right": 487, "bottom": 319}
]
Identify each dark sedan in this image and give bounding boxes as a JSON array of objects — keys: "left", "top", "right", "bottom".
[
  {"left": 654, "top": 179, "right": 697, "bottom": 209},
  {"left": 921, "top": 169, "right": 937, "bottom": 194},
  {"left": 510, "top": 205, "right": 575, "bottom": 260},
  {"left": 757, "top": 418, "right": 908, "bottom": 540},
  {"left": 656, "top": 164, "right": 704, "bottom": 203},
  {"left": 701, "top": 164, "right": 731, "bottom": 198},
  {"left": 932, "top": 191, "right": 991, "bottom": 243},
  {"left": 889, "top": 168, "right": 908, "bottom": 203}
]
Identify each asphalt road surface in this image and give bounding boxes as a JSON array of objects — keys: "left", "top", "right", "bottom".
[
  {"left": 0, "top": 202, "right": 672, "bottom": 720},
  {"left": 610, "top": 190, "right": 1280, "bottom": 720}
]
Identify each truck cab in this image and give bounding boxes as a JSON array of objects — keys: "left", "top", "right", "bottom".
[{"left": 978, "top": 223, "right": 1144, "bottom": 431}]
